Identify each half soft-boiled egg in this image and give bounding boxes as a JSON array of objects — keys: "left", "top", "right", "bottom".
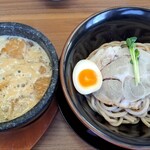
[{"left": 72, "top": 59, "right": 102, "bottom": 95}]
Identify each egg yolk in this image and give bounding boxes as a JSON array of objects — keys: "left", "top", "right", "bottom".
[{"left": 78, "top": 69, "right": 97, "bottom": 87}]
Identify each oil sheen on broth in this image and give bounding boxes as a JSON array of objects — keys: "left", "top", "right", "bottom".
[{"left": 0, "top": 36, "right": 52, "bottom": 122}]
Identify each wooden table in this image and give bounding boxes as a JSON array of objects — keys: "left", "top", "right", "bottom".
[{"left": 0, "top": 0, "right": 149, "bottom": 149}]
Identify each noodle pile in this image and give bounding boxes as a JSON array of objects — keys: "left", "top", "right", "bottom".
[{"left": 86, "top": 41, "right": 150, "bottom": 127}]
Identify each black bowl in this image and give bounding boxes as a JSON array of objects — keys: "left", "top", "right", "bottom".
[
  {"left": 0, "top": 22, "right": 58, "bottom": 131},
  {"left": 60, "top": 7, "right": 150, "bottom": 149}
]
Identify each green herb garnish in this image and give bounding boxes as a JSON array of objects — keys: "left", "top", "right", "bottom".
[{"left": 126, "top": 37, "right": 140, "bottom": 86}]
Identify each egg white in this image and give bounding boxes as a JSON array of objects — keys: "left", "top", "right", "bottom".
[{"left": 72, "top": 59, "right": 102, "bottom": 95}]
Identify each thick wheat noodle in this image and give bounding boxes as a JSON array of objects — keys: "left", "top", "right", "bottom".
[
  {"left": 86, "top": 41, "right": 150, "bottom": 127},
  {"left": 110, "top": 118, "right": 123, "bottom": 126},
  {"left": 141, "top": 117, "right": 150, "bottom": 127},
  {"left": 96, "top": 100, "right": 125, "bottom": 126},
  {"left": 99, "top": 102, "right": 127, "bottom": 118},
  {"left": 125, "top": 98, "right": 150, "bottom": 117},
  {"left": 96, "top": 104, "right": 120, "bottom": 123},
  {"left": 100, "top": 102, "right": 122, "bottom": 112},
  {"left": 123, "top": 114, "right": 140, "bottom": 124},
  {"left": 87, "top": 96, "right": 98, "bottom": 111},
  {"left": 141, "top": 114, "right": 150, "bottom": 126}
]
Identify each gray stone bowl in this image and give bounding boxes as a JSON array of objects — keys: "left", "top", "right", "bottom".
[{"left": 0, "top": 22, "right": 58, "bottom": 131}]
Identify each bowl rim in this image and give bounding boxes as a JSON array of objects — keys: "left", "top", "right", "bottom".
[
  {"left": 0, "top": 22, "right": 59, "bottom": 131},
  {"left": 60, "top": 7, "right": 150, "bottom": 149}
]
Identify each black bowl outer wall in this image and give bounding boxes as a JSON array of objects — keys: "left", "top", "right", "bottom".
[
  {"left": 0, "top": 22, "right": 58, "bottom": 131},
  {"left": 60, "top": 7, "right": 150, "bottom": 149}
]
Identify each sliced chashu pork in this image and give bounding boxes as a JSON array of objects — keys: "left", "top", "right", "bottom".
[
  {"left": 88, "top": 45, "right": 130, "bottom": 70},
  {"left": 88, "top": 45, "right": 150, "bottom": 109}
]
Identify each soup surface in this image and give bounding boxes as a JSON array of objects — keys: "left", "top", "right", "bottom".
[{"left": 0, "top": 36, "right": 52, "bottom": 122}]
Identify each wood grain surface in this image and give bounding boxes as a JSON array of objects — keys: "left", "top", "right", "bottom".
[{"left": 0, "top": 0, "right": 149, "bottom": 149}]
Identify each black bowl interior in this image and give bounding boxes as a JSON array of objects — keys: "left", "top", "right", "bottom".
[
  {"left": 0, "top": 22, "right": 58, "bottom": 131},
  {"left": 62, "top": 7, "right": 150, "bottom": 148}
]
